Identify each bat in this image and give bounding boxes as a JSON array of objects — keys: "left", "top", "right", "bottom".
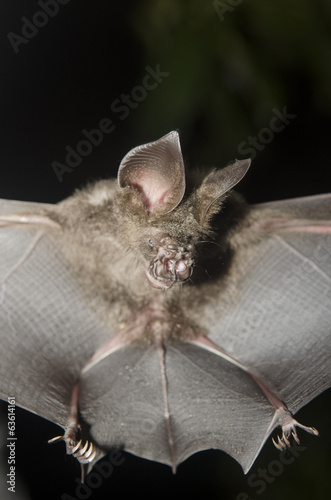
[{"left": 0, "top": 131, "right": 330, "bottom": 484}]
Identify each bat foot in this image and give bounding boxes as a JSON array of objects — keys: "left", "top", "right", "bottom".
[
  {"left": 272, "top": 408, "right": 319, "bottom": 451},
  {"left": 48, "top": 425, "right": 97, "bottom": 481}
]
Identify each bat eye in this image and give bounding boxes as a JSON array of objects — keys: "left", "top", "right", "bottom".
[{"left": 148, "top": 238, "right": 154, "bottom": 248}]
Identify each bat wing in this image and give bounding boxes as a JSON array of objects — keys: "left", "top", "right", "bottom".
[
  {"left": 1, "top": 195, "right": 330, "bottom": 476},
  {"left": 0, "top": 200, "right": 112, "bottom": 429},
  {"left": 77, "top": 193, "right": 331, "bottom": 473},
  {"left": 188, "top": 192, "right": 331, "bottom": 469},
  {"left": 79, "top": 341, "right": 275, "bottom": 472},
  {"left": 205, "top": 193, "right": 331, "bottom": 414}
]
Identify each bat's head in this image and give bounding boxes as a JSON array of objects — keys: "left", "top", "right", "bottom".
[{"left": 117, "top": 131, "right": 250, "bottom": 290}]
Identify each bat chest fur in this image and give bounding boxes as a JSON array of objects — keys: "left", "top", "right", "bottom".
[{"left": 122, "top": 299, "right": 197, "bottom": 344}]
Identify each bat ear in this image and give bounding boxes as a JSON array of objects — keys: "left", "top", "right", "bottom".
[
  {"left": 195, "top": 159, "right": 251, "bottom": 224},
  {"left": 118, "top": 131, "right": 186, "bottom": 215}
]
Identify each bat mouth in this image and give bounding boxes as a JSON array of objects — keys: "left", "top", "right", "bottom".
[
  {"left": 146, "top": 240, "right": 194, "bottom": 290},
  {"left": 145, "top": 269, "right": 174, "bottom": 290}
]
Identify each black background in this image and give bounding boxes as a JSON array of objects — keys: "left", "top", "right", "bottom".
[{"left": 0, "top": 1, "right": 331, "bottom": 499}]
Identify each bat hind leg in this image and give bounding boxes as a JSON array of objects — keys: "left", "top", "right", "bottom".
[
  {"left": 48, "top": 334, "right": 128, "bottom": 481},
  {"left": 48, "top": 381, "right": 97, "bottom": 482},
  {"left": 271, "top": 406, "right": 319, "bottom": 451},
  {"left": 249, "top": 370, "right": 319, "bottom": 450},
  {"left": 190, "top": 336, "right": 319, "bottom": 452}
]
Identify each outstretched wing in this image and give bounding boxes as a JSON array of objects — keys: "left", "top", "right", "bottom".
[
  {"left": 0, "top": 195, "right": 330, "bottom": 476},
  {"left": 0, "top": 200, "right": 112, "bottom": 428},
  {"left": 77, "top": 193, "right": 331, "bottom": 473},
  {"left": 205, "top": 193, "right": 331, "bottom": 413},
  {"left": 188, "top": 193, "right": 331, "bottom": 469}
]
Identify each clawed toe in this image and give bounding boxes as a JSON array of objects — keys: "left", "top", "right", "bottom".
[
  {"left": 48, "top": 426, "right": 97, "bottom": 480},
  {"left": 70, "top": 440, "right": 97, "bottom": 464},
  {"left": 272, "top": 411, "right": 319, "bottom": 451},
  {"left": 272, "top": 433, "right": 290, "bottom": 450}
]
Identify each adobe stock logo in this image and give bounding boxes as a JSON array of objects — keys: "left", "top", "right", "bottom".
[
  {"left": 235, "top": 441, "right": 307, "bottom": 499},
  {"left": 238, "top": 107, "right": 297, "bottom": 159},
  {"left": 51, "top": 65, "right": 170, "bottom": 182},
  {"left": 7, "top": 0, "right": 71, "bottom": 54},
  {"left": 61, "top": 450, "right": 125, "bottom": 500}
]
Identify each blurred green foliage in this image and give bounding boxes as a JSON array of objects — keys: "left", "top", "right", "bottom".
[{"left": 124, "top": 0, "right": 331, "bottom": 167}]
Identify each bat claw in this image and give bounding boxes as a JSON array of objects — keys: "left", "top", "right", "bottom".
[
  {"left": 75, "top": 440, "right": 89, "bottom": 457},
  {"left": 79, "top": 445, "right": 97, "bottom": 464},
  {"left": 48, "top": 426, "right": 98, "bottom": 475},
  {"left": 273, "top": 408, "right": 319, "bottom": 452},
  {"left": 293, "top": 432, "right": 300, "bottom": 445},
  {"left": 68, "top": 439, "right": 82, "bottom": 454},
  {"left": 48, "top": 435, "right": 63, "bottom": 444},
  {"left": 272, "top": 437, "right": 283, "bottom": 451},
  {"left": 84, "top": 442, "right": 95, "bottom": 459},
  {"left": 283, "top": 433, "right": 291, "bottom": 447},
  {"left": 71, "top": 440, "right": 97, "bottom": 464}
]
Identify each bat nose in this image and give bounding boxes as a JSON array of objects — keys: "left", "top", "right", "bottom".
[
  {"left": 147, "top": 241, "right": 194, "bottom": 288},
  {"left": 164, "top": 257, "right": 193, "bottom": 282},
  {"left": 174, "top": 259, "right": 193, "bottom": 281}
]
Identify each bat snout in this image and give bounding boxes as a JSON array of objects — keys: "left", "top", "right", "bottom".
[{"left": 146, "top": 239, "right": 194, "bottom": 289}]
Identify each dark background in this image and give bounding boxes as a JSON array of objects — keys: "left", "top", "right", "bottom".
[{"left": 0, "top": 0, "right": 331, "bottom": 499}]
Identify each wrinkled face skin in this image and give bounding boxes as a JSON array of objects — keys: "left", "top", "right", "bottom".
[
  {"left": 116, "top": 131, "right": 250, "bottom": 292},
  {"left": 145, "top": 234, "right": 194, "bottom": 290}
]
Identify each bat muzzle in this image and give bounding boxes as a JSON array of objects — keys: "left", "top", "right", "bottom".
[{"left": 146, "top": 237, "right": 194, "bottom": 290}]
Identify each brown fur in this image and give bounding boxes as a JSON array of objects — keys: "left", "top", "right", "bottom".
[{"left": 35, "top": 139, "right": 252, "bottom": 343}]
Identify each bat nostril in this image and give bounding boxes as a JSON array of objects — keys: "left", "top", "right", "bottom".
[
  {"left": 176, "top": 261, "right": 187, "bottom": 272},
  {"left": 166, "top": 260, "right": 173, "bottom": 271}
]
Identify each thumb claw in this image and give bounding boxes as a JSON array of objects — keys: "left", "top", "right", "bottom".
[{"left": 48, "top": 435, "right": 64, "bottom": 444}]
